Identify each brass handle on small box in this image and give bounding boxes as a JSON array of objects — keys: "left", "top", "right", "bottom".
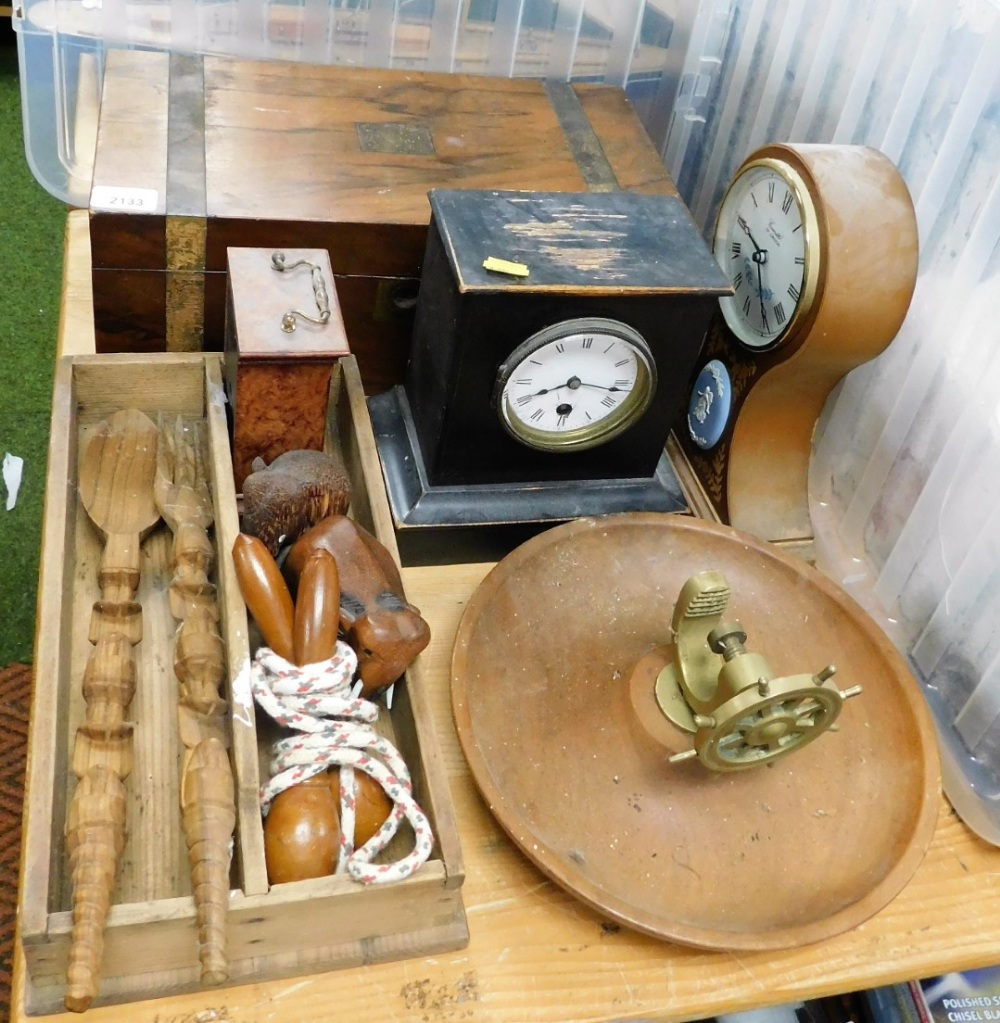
[{"left": 271, "top": 251, "right": 332, "bottom": 332}]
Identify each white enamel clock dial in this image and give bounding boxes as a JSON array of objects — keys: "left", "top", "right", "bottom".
[
  {"left": 713, "top": 159, "right": 819, "bottom": 350},
  {"left": 494, "top": 317, "right": 657, "bottom": 452}
]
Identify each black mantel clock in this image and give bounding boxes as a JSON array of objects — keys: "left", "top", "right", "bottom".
[{"left": 367, "top": 188, "right": 732, "bottom": 529}]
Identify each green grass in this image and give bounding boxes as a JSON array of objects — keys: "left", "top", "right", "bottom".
[{"left": 0, "top": 35, "right": 67, "bottom": 665}]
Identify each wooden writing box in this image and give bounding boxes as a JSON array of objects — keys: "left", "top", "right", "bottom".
[
  {"left": 21, "top": 353, "right": 466, "bottom": 1014},
  {"left": 88, "top": 50, "right": 678, "bottom": 392}
]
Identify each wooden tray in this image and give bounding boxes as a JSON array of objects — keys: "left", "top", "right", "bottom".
[
  {"left": 20, "top": 353, "right": 466, "bottom": 1014},
  {"left": 451, "top": 514, "right": 939, "bottom": 951}
]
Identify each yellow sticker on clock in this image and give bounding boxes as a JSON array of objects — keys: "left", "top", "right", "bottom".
[{"left": 483, "top": 256, "right": 530, "bottom": 278}]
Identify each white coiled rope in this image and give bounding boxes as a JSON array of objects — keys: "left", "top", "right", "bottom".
[{"left": 249, "top": 643, "right": 435, "bottom": 884}]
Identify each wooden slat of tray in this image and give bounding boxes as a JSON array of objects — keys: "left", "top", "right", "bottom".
[
  {"left": 19, "top": 356, "right": 79, "bottom": 942},
  {"left": 202, "top": 356, "right": 269, "bottom": 896},
  {"left": 335, "top": 356, "right": 465, "bottom": 888}
]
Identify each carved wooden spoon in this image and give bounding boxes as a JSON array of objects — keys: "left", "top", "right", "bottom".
[
  {"left": 79, "top": 408, "right": 162, "bottom": 637},
  {"left": 66, "top": 408, "right": 159, "bottom": 1013}
]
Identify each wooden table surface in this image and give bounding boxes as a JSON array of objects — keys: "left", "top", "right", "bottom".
[{"left": 13, "top": 210, "right": 1000, "bottom": 1023}]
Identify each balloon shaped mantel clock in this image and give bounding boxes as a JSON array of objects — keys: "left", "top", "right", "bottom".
[
  {"left": 369, "top": 188, "right": 732, "bottom": 529},
  {"left": 674, "top": 143, "right": 919, "bottom": 546}
]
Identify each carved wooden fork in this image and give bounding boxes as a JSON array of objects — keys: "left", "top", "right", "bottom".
[{"left": 155, "top": 415, "right": 236, "bottom": 986}]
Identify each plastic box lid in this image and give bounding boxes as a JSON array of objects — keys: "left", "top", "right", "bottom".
[{"left": 12, "top": 1, "right": 679, "bottom": 206}]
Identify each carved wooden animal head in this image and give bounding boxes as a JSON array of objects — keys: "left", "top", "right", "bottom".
[
  {"left": 241, "top": 450, "right": 351, "bottom": 556},
  {"left": 347, "top": 594, "right": 431, "bottom": 696},
  {"left": 284, "top": 514, "right": 432, "bottom": 694}
]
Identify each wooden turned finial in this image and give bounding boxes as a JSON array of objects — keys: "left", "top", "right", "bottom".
[
  {"left": 181, "top": 739, "right": 237, "bottom": 986},
  {"left": 64, "top": 766, "right": 127, "bottom": 1013}
]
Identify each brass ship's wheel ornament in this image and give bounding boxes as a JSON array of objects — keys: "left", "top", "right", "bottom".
[{"left": 652, "top": 571, "right": 863, "bottom": 771}]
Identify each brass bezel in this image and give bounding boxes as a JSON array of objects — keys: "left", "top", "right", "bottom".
[
  {"left": 713, "top": 154, "right": 823, "bottom": 352},
  {"left": 494, "top": 317, "right": 657, "bottom": 453}
]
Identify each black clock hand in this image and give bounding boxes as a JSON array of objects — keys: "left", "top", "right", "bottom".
[
  {"left": 741, "top": 218, "right": 770, "bottom": 332},
  {"left": 566, "top": 376, "right": 630, "bottom": 393},
  {"left": 739, "top": 217, "right": 765, "bottom": 255},
  {"left": 574, "top": 381, "right": 630, "bottom": 392},
  {"left": 523, "top": 379, "right": 625, "bottom": 396},
  {"left": 521, "top": 382, "right": 567, "bottom": 398},
  {"left": 753, "top": 255, "right": 768, "bottom": 333}
]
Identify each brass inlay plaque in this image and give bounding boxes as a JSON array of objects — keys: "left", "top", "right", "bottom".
[{"left": 356, "top": 122, "right": 436, "bottom": 156}]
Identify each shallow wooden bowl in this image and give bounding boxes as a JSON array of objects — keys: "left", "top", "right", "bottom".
[{"left": 451, "top": 513, "right": 940, "bottom": 950}]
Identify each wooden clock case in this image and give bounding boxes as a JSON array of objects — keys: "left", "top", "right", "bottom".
[
  {"left": 368, "top": 188, "right": 731, "bottom": 528},
  {"left": 674, "top": 144, "right": 919, "bottom": 544}
]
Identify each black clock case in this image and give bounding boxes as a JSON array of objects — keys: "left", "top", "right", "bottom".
[
  {"left": 368, "top": 189, "right": 731, "bottom": 529},
  {"left": 405, "top": 193, "right": 727, "bottom": 487}
]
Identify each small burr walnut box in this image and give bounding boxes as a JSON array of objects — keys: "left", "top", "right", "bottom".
[
  {"left": 21, "top": 353, "right": 466, "bottom": 1014},
  {"left": 224, "top": 247, "right": 351, "bottom": 492}
]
